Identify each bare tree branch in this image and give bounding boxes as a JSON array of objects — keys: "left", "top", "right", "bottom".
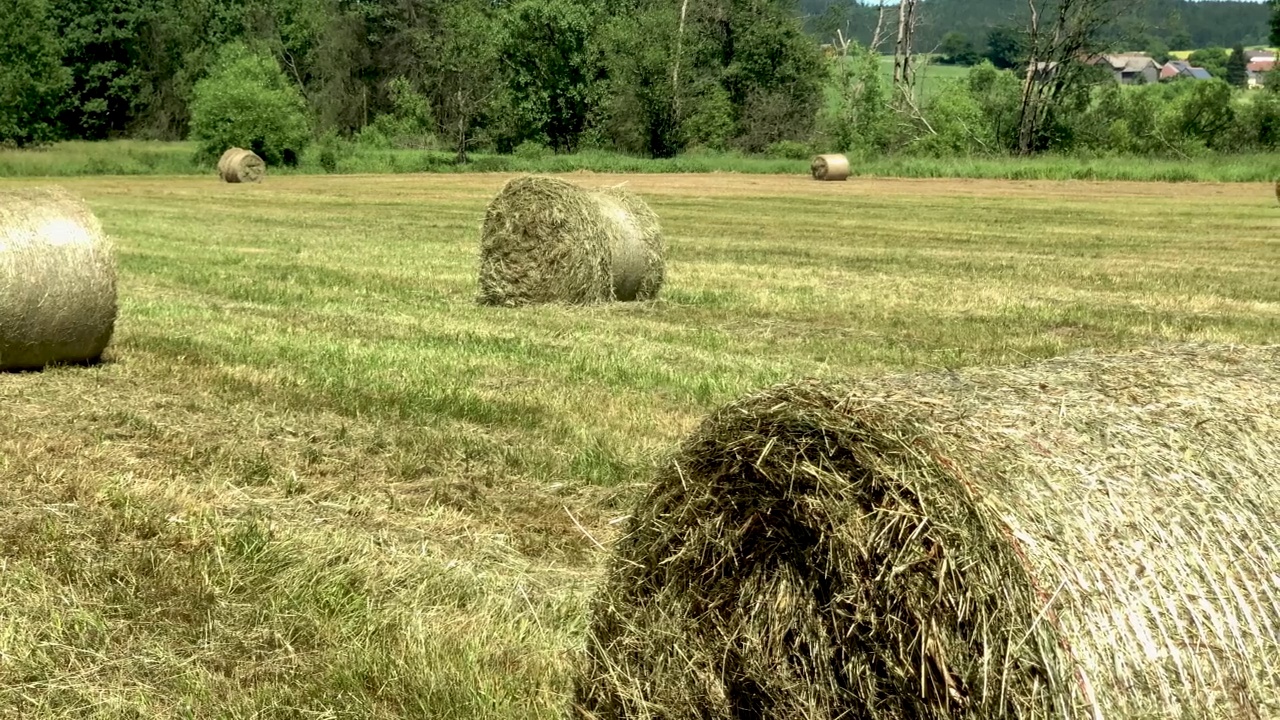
[
  {"left": 1016, "top": 0, "right": 1127, "bottom": 154},
  {"left": 870, "top": 0, "right": 889, "bottom": 53},
  {"left": 672, "top": 0, "right": 691, "bottom": 115}
]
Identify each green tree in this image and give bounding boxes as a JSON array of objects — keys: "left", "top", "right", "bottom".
[
  {"left": 0, "top": 0, "right": 71, "bottom": 146},
  {"left": 420, "top": 0, "right": 501, "bottom": 162},
  {"left": 599, "top": 4, "right": 690, "bottom": 157},
  {"left": 1188, "top": 47, "right": 1229, "bottom": 79},
  {"left": 128, "top": 0, "right": 258, "bottom": 140},
  {"left": 721, "top": 1, "right": 826, "bottom": 151},
  {"left": 823, "top": 42, "right": 890, "bottom": 155},
  {"left": 1271, "top": 0, "right": 1280, "bottom": 47},
  {"left": 938, "top": 31, "right": 979, "bottom": 66},
  {"left": 1144, "top": 37, "right": 1171, "bottom": 65},
  {"left": 189, "top": 42, "right": 311, "bottom": 165},
  {"left": 50, "top": 0, "right": 149, "bottom": 138},
  {"left": 966, "top": 61, "right": 1022, "bottom": 151},
  {"left": 496, "top": 0, "right": 603, "bottom": 153},
  {"left": 913, "top": 79, "right": 990, "bottom": 155},
  {"left": 1224, "top": 44, "right": 1248, "bottom": 89},
  {"left": 984, "top": 26, "right": 1025, "bottom": 71},
  {"left": 1168, "top": 78, "right": 1235, "bottom": 149}
]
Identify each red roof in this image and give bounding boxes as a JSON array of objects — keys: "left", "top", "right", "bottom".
[{"left": 1248, "top": 61, "right": 1276, "bottom": 73}]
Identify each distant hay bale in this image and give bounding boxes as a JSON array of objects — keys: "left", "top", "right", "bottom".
[
  {"left": 477, "top": 176, "right": 665, "bottom": 306},
  {"left": 811, "top": 154, "right": 850, "bottom": 181},
  {"left": 0, "top": 188, "right": 117, "bottom": 371},
  {"left": 574, "top": 345, "right": 1280, "bottom": 720},
  {"left": 217, "top": 147, "right": 266, "bottom": 184}
]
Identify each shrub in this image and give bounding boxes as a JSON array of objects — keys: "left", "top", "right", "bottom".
[
  {"left": 764, "top": 140, "right": 811, "bottom": 160},
  {"left": 366, "top": 77, "right": 435, "bottom": 149},
  {"left": 513, "top": 140, "right": 552, "bottom": 159},
  {"left": 189, "top": 43, "right": 311, "bottom": 167},
  {"left": 912, "top": 80, "right": 992, "bottom": 156}
]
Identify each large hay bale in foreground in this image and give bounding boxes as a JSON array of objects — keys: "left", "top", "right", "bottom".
[
  {"left": 811, "top": 154, "right": 850, "bottom": 181},
  {"left": 0, "top": 188, "right": 117, "bottom": 370},
  {"left": 217, "top": 147, "right": 266, "bottom": 183},
  {"left": 575, "top": 345, "right": 1280, "bottom": 720},
  {"left": 478, "top": 176, "right": 665, "bottom": 306}
]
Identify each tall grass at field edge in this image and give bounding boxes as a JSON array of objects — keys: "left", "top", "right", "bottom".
[{"left": 1, "top": 140, "right": 1277, "bottom": 183}]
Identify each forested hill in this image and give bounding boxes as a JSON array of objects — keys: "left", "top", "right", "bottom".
[{"left": 799, "top": 0, "right": 1274, "bottom": 49}]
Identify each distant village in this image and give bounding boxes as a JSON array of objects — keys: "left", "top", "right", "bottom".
[{"left": 1089, "top": 50, "right": 1275, "bottom": 89}]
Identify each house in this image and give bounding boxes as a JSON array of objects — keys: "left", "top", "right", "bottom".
[
  {"left": 1247, "top": 60, "right": 1275, "bottom": 90},
  {"left": 1242, "top": 50, "right": 1277, "bottom": 64},
  {"left": 1090, "top": 54, "right": 1161, "bottom": 84},
  {"left": 1160, "top": 60, "right": 1213, "bottom": 81}
]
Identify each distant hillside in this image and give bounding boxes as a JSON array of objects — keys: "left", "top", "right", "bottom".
[{"left": 800, "top": 0, "right": 1273, "bottom": 50}]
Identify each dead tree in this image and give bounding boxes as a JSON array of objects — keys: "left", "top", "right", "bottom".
[
  {"left": 870, "top": 0, "right": 890, "bottom": 52},
  {"left": 891, "top": 0, "right": 922, "bottom": 93},
  {"left": 1017, "top": 0, "right": 1125, "bottom": 154}
]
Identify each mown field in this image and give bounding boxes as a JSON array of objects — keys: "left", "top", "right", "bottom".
[{"left": 1, "top": 173, "right": 1277, "bottom": 719}]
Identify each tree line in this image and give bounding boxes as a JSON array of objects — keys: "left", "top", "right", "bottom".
[
  {"left": 1, "top": 0, "right": 824, "bottom": 159},
  {"left": 1, "top": 0, "right": 1277, "bottom": 163},
  {"left": 802, "top": 0, "right": 1274, "bottom": 50}
]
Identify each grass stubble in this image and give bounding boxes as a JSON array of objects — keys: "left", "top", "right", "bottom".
[{"left": 0, "top": 173, "right": 1276, "bottom": 718}]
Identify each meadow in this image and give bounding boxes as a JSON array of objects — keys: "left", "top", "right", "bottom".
[
  {"left": 1, "top": 172, "right": 1278, "bottom": 718},
  {"left": 3, "top": 140, "right": 1279, "bottom": 183}
]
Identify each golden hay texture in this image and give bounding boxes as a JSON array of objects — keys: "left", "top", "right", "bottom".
[
  {"left": 811, "top": 154, "right": 850, "bottom": 181},
  {"left": 574, "top": 344, "right": 1280, "bottom": 720},
  {"left": 217, "top": 147, "right": 266, "bottom": 183},
  {"left": 477, "top": 176, "right": 665, "bottom": 306},
  {"left": 0, "top": 188, "right": 117, "bottom": 371}
]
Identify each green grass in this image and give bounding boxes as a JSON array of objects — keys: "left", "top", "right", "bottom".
[
  {"left": 3, "top": 140, "right": 1278, "bottom": 183},
  {"left": 877, "top": 55, "right": 971, "bottom": 98},
  {"left": 1, "top": 173, "right": 1276, "bottom": 718}
]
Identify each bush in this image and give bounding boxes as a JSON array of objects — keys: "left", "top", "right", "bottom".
[
  {"left": 513, "top": 140, "right": 552, "bottom": 159},
  {"left": 764, "top": 140, "right": 811, "bottom": 160},
  {"left": 365, "top": 77, "right": 435, "bottom": 149},
  {"left": 912, "top": 80, "right": 992, "bottom": 156},
  {"left": 189, "top": 43, "right": 311, "bottom": 167},
  {"left": 318, "top": 147, "right": 338, "bottom": 173},
  {"left": 822, "top": 44, "right": 892, "bottom": 155}
]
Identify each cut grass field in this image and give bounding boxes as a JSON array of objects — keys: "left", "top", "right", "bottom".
[{"left": 1, "top": 173, "right": 1277, "bottom": 718}]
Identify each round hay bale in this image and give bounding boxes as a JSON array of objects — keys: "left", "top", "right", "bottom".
[
  {"left": 811, "top": 154, "right": 850, "bottom": 181},
  {"left": 217, "top": 147, "right": 266, "bottom": 184},
  {"left": 597, "top": 187, "right": 665, "bottom": 302},
  {"left": 0, "top": 188, "right": 117, "bottom": 371},
  {"left": 574, "top": 344, "right": 1280, "bottom": 719},
  {"left": 477, "top": 176, "right": 665, "bottom": 306}
]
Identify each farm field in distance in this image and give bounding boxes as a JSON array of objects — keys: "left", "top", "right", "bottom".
[{"left": 1, "top": 173, "right": 1277, "bottom": 718}]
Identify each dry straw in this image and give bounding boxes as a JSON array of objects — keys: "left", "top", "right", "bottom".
[
  {"left": 811, "top": 154, "right": 850, "bottom": 181},
  {"left": 217, "top": 147, "right": 266, "bottom": 183},
  {"left": 575, "top": 344, "right": 1280, "bottom": 719},
  {"left": 1, "top": 188, "right": 117, "bottom": 370},
  {"left": 477, "top": 176, "right": 665, "bottom": 306}
]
